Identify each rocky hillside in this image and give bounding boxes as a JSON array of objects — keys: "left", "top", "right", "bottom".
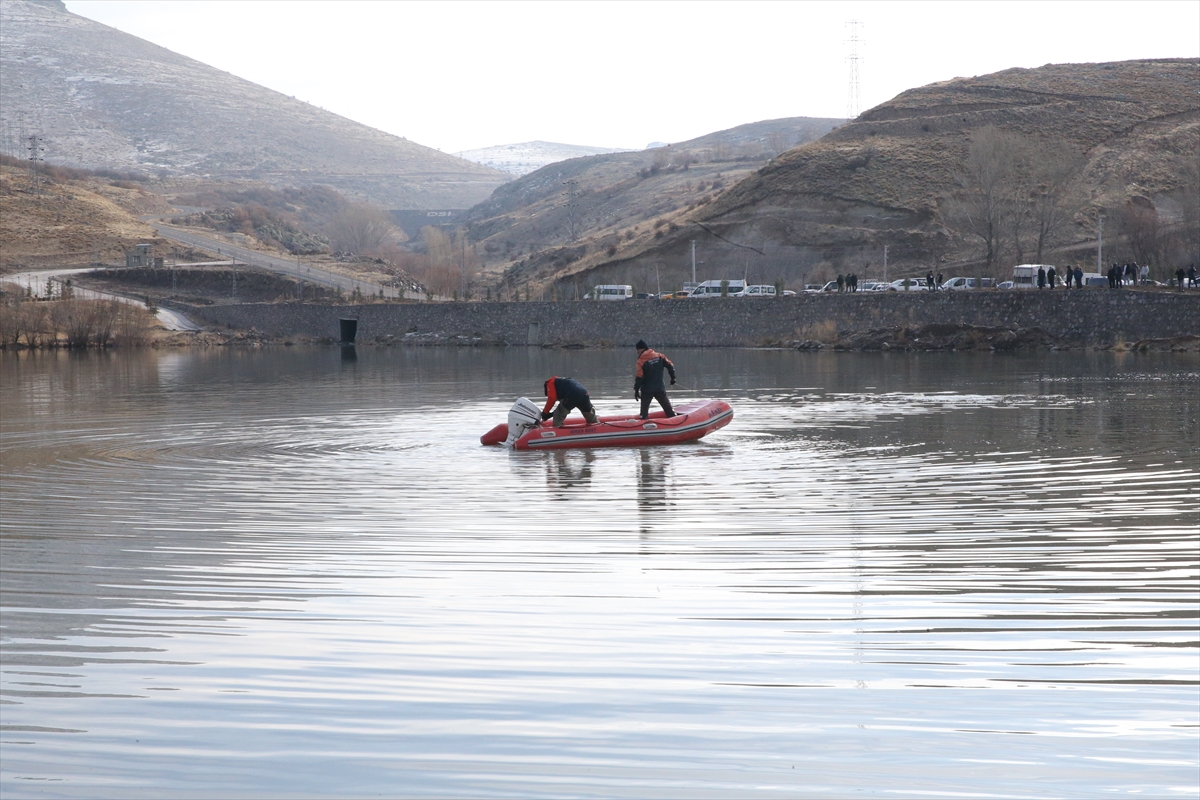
[
  {"left": 505, "top": 59, "right": 1199, "bottom": 295},
  {"left": 458, "top": 116, "right": 842, "bottom": 292},
  {"left": 0, "top": 0, "right": 508, "bottom": 209}
]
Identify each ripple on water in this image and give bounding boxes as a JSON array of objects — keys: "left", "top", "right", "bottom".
[{"left": 1, "top": 349, "right": 1197, "bottom": 798}]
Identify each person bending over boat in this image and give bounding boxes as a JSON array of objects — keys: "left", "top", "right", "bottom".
[
  {"left": 634, "top": 340, "right": 677, "bottom": 420},
  {"left": 542, "top": 377, "right": 600, "bottom": 427}
]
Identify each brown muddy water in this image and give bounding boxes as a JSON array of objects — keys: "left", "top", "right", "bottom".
[{"left": 1, "top": 347, "right": 1197, "bottom": 799}]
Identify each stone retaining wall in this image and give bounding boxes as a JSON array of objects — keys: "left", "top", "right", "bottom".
[{"left": 169, "top": 290, "right": 1199, "bottom": 347}]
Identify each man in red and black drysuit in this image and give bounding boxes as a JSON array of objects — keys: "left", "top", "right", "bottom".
[
  {"left": 633, "top": 339, "right": 677, "bottom": 420},
  {"left": 542, "top": 376, "right": 600, "bottom": 427}
]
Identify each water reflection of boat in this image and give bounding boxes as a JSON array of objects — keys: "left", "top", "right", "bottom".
[{"left": 481, "top": 398, "right": 734, "bottom": 451}]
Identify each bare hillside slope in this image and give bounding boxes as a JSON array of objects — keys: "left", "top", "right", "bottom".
[
  {"left": 0, "top": 0, "right": 507, "bottom": 208},
  {"left": 459, "top": 116, "right": 842, "bottom": 291},
  {"left": 514, "top": 59, "right": 1198, "bottom": 295}
]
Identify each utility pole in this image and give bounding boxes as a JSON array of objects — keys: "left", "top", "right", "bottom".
[
  {"left": 26, "top": 135, "right": 44, "bottom": 194},
  {"left": 846, "top": 20, "right": 863, "bottom": 120},
  {"left": 231, "top": 257, "right": 237, "bottom": 299},
  {"left": 563, "top": 180, "right": 580, "bottom": 242},
  {"left": 690, "top": 239, "right": 697, "bottom": 287},
  {"left": 461, "top": 231, "right": 467, "bottom": 300},
  {"left": 883, "top": 244, "right": 888, "bottom": 283},
  {"left": 1096, "top": 214, "right": 1104, "bottom": 274}
]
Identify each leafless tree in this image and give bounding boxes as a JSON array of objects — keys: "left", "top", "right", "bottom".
[
  {"left": 765, "top": 130, "right": 792, "bottom": 158},
  {"left": 950, "top": 128, "right": 1084, "bottom": 269},
  {"left": 1025, "top": 140, "right": 1085, "bottom": 263},
  {"left": 327, "top": 205, "right": 394, "bottom": 255},
  {"left": 949, "top": 127, "right": 1024, "bottom": 271},
  {"left": 1119, "top": 200, "right": 1167, "bottom": 268},
  {"left": 1171, "top": 152, "right": 1200, "bottom": 265}
]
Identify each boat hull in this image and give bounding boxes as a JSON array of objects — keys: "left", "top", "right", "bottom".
[{"left": 481, "top": 399, "right": 733, "bottom": 450}]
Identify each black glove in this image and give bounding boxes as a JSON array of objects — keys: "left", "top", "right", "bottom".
[
  {"left": 634, "top": 390, "right": 640, "bottom": 400},
  {"left": 540, "top": 411, "right": 551, "bottom": 421},
  {"left": 670, "top": 377, "right": 676, "bottom": 385}
]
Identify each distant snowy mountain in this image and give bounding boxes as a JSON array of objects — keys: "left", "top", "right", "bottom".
[{"left": 457, "top": 141, "right": 634, "bottom": 176}]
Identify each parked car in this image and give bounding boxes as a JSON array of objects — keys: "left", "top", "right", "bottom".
[
  {"left": 781, "top": 289, "right": 797, "bottom": 296},
  {"left": 731, "top": 284, "right": 777, "bottom": 298},
  {"left": 887, "top": 278, "right": 929, "bottom": 291},
  {"left": 858, "top": 281, "right": 887, "bottom": 292},
  {"left": 996, "top": 280, "right": 1015, "bottom": 290},
  {"left": 659, "top": 290, "right": 691, "bottom": 299},
  {"left": 803, "top": 284, "right": 825, "bottom": 293},
  {"left": 635, "top": 292, "right": 656, "bottom": 299}
]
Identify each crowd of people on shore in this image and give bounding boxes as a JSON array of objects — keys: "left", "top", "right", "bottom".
[
  {"left": 1032, "top": 262, "right": 1197, "bottom": 289},
  {"left": 1035, "top": 265, "right": 1080, "bottom": 288},
  {"left": 1099, "top": 263, "right": 1197, "bottom": 289}
]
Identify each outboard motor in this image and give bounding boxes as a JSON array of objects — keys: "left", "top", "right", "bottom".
[{"left": 504, "top": 397, "right": 543, "bottom": 447}]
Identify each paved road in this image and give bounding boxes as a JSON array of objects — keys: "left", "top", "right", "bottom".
[
  {"left": 150, "top": 223, "right": 403, "bottom": 299},
  {"left": 3, "top": 268, "right": 202, "bottom": 331}
]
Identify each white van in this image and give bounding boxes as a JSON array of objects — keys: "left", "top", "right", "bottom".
[
  {"left": 688, "top": 279, "right": 746, "bottom": 298},
  {"left": 940, "top": 277, "right": 996, "bottom": 291},
  {"left": 1011, "top": 265, "right": 1055, "bottom": 289},
  {"left": 732, "top": 284, "right": 777, "bottom": 298},
  {"left": 589, "top": 284, "right": 633, "bottom": 300}
]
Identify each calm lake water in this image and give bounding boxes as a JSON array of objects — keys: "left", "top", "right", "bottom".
[{"left": 1, "top": 347, "right": 1197, "bottom": 799}]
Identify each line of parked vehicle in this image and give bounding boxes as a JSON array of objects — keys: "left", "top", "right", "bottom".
[
  {"left": 585, "top": 281, "right": 797, "bottom": 300},
  {"left": 802, "top": 277, "right": 992, "bottom": 293},
  {"left": 585, "top": 263, "right": 1154, "bottom": 300}
]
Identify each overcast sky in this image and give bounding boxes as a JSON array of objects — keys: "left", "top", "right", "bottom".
[{"left": 66, "top": 0, "right": 1200, "bottom": 155}]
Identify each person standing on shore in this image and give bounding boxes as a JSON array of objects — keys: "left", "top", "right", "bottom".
[
  {"left": 1038, "top": 266, "right": 1046, "bottom": 289},
  {"left": 1048, "top": 266, "right": 1057, "bottom": 288},
  {"left": 1188, "top": 265, "right": 1196, "bottom": 288},
  {"left": 633, "top": 340, "right": 677, "bottom": 420},
  {"left": 1074, "top": 266, "right": 1083, "bottom": 287}
]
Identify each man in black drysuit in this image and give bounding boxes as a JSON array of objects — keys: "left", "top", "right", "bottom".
[
  {"left": 633, "top": 339, "right": 677, "bottom": 420},
  {"left": 541, "top": 376, "right": 599, "bottom": 427}
]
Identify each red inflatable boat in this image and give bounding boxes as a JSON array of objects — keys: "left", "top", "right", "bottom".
[{"left": 481, "top": 397, "right": 733, "bottom": 451}]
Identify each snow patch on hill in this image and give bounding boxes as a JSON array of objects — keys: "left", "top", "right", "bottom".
[{"left": 458, "top": 141, "right": 635, "bottom": 176}]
